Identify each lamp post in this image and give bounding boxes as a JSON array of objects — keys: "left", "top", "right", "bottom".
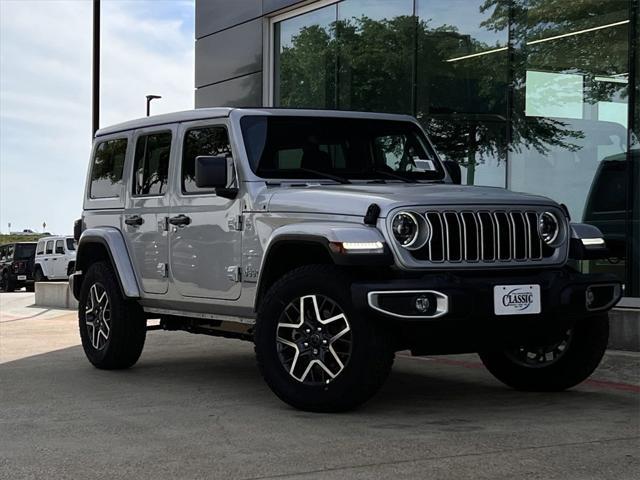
[
  {"left": 146, "top": 95, "right": 162, "bottom": 116},
  {"left": 92, "top": 0, "right": 100, "bottom": 136}
]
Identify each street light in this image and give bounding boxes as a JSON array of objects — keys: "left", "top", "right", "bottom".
[{"left": 146, "top": 95, "right": 162, "bottom": 116}]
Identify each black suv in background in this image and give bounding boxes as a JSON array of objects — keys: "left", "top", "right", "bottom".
[{"left": 0, "top": 242, "right": 37, "bottom": 292}]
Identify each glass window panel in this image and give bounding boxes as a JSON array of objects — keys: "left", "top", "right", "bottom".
[
  {"left": 182, "top": 126, "right": 232, "bottom": 194},
  {"left": 336, "top": 0, "right": 414, "bottom": 113},
  {"left": 274, "top": 4, "right": 337, "bottom": 109},
  {"left": 90, "top": 138, "right": 127, "bottom": 199},
  {"left": 133, "top": 132, "right": 172, "bottom": 197},
  {"left": 416, "top": 0, "right": 508, "bottom": 187},
  {"left": 509, "top": 0, "right": 630, "bottom": 284}
]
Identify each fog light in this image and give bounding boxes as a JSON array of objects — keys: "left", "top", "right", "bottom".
[{"left": 415, "top": 295, "right": 430, "bottom": 313}]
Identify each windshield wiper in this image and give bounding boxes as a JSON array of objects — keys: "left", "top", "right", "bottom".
[
  {"left": 370, "top": 168, "right": 417, "bottom": 183},
  {"left": 292, "top": 168, "right": 351, "bottom": 184}
]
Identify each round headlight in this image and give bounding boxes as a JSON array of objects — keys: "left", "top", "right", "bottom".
[
  {"left": 538, "top": 211, "right": 560, "bottom": 246},
  {"left": 391, "top": 212, "right": 420, "bottom": 248}
]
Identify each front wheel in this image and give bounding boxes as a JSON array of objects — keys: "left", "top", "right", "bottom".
[
  {"left": 78, "top": 261, "right": 146, "bottom": 369},
  {"left": 255, "top": 265, "right": 394, "bottom": 412},
  {"left": 479, "top": 313, "right": 609, "bottom": 391}
]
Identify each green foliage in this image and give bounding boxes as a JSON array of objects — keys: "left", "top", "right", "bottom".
[
  {"left": 275, "top": 2, "right": 628, "bottom": 181},
  {"left": 0, "top": 234, "right": 45, "bottom": 245}
]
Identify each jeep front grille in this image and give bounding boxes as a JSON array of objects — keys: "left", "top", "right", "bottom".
[{"left": 412, "top": 210, "right": 553, "bottom": 263}]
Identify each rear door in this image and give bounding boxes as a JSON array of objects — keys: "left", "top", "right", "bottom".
[
  {"left": 53, "top": 239, "right": 66, "bottom": 278},
  {"left": 43, "top": 240, "right": 54, "bottom": 278},
  {"left": 169, "top": 121, "right": 242, "bottom": 300},
  {"left": 123, "top": 127, "right": 174, "bottom": 295}
]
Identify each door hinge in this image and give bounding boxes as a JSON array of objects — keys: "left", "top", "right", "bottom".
[{"left": 226, "top": 265, "right": 241, "bottom": 282}]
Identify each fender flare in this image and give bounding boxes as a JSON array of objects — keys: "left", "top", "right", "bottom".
[
  {"left": 254, "top": 222, "right": 391, "bottom": 310},
  {"left": 34, "top": 260, "right": 49, "bottom": 278},
  {"left": 74, "top": 227, "right": 141, "bottom": 299}
]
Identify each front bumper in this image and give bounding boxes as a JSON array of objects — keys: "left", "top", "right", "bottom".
[{"left": 352, "top": 268, "right": 622, "bottom": 323}]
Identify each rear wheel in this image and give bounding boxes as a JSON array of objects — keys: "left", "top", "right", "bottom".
[
  {"left": 479, "top": 314, "right": 609, "bottom": 391},
  {"left": 78, "top": 261, "right": 146, "bottom": 369},
  {"left": 255, "top": 265, "right": 394, "bottom": 412},
  {"left": 1, "top": 272, "right": 15, "bottom": 292}
]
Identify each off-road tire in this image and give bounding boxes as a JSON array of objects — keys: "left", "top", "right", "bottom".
[
  {"left": 479, "top": 313, "right": 609, "bottom": 391},
  {"left": 78, "top": 261, "right": 146, "bottom": 369},
  {"left": 255, "top": 265, "right": 395, "bottom": 412},
  {"left": 1, "top": 272, "right": 15, "bottom": 292},
  {"left": 25, "top": 283, "right": 35, "bottom": 292},
  {"left": 34, "top": 267, "right": 47, "bottom": 283}
]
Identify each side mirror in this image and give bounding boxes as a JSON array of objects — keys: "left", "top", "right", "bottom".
[
  {"left": 195, "top": 155, "right": 238, "bottom": 199},
  {"left": 443, "top": 160, "right": 462, "bottom": 185}
]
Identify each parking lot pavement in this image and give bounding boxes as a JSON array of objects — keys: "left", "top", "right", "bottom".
[{"left": 1, "top": 292, "right": 639, "bottom": 480}]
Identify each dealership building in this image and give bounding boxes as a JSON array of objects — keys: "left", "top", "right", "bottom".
[{"left": 194, "top": 0, "right": 639, "bottom": 342}]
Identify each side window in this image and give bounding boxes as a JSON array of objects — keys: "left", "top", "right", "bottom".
[
  {"left": 6, "top": 245, "right": 14, "bottom": 259},
  {"left": 182, "top": 126, "right": 232, "bottom": 194},
  {"left": 36, "top": 242, "right": 44, "bottom": 255},
  {"left": 0, "top": 246, "right": 5, "bottom": 261},
  {"left": 90, "top": 138, "right": 128, "bottom": 199},
  {"left": 45, "top": 241, "right": 53, "bottom": 255},
  {"left": 133, "top": 132, "right": 172, "bottom": 196},
  {"left": 66, "top": 238, "right": 77, "bottom": 251},
  {"left": 55, "top": 240, "right": 64, "bottom": 255}
]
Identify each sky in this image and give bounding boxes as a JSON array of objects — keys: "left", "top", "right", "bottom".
[{"left": 0, "top": 0, "right": 195, "bottom": 235}]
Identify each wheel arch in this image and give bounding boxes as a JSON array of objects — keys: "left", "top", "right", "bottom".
[
  {"left": 73, "top": 227, "right": 140, "bottom": 300},
  {"left": 34, "top": 260, "right": 49, "bottom": 277},
  {"left": 253, "top": 223, "right": 391, "bottom": 311}
]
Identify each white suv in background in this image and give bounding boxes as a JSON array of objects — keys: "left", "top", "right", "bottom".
[{"left": 34, "top": 236, "right": 77, "bottom": 281}]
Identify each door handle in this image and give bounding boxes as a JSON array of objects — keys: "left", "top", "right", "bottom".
[
  {"left": 169, "top": 214, "right": 191, "bottom": 227},
  {"left": 125, "top": 215, "right": 144, "bottom": 226}
]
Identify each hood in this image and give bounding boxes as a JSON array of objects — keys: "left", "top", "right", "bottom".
[{"left": 266, "top": 183, "right": 557, "bottom": 217}]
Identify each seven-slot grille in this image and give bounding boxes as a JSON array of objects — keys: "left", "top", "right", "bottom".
[{"left": 414, "top": 210, "right": 549, "bottom": 263}]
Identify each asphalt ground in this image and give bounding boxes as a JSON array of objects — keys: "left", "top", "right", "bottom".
[{"left": 1, "top": 292, "right": 639, "bottom": 479}]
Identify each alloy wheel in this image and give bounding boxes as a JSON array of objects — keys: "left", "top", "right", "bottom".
[
  {"left": 276, "top": 294, "right": 352, "bottom": 386},
  {"left": 85, "top": 283, "right": 111, "bottom": 350},
  {"left": 506, "top": 329, "right": 573, "bottom": 368}
]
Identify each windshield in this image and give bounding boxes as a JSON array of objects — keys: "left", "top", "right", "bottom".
[
  {"left": 66, "top": 238, "right": 77, "bottom": 251},
  {"left": 15, "top": 244, "right": 36, "bottom": 260},
  {"left": 240, "top": 116, "right": 445, "bottom": 182}
]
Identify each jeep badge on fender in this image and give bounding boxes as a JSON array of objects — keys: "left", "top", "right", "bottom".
[{"left": 69, "top": 108, "right": 622, "bottom": 412}]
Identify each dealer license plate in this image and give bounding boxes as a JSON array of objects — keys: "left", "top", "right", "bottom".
[
  {"left": 17, "top": 275, "right": 27, "bottom": 281},
  {"left": 494, "top": 284, "right": 541, "bottom": 315}
]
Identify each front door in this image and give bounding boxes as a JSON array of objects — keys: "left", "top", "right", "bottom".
[
  {"left": 169, "top": 122, "right": 242, "bottom": 300},
  {"left": 123, "top": 128, "right": 173, "bottom": 295}
]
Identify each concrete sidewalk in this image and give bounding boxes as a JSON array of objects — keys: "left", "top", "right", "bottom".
[{"left": 1, "top": 291, "right": 639, "bottom": 479}]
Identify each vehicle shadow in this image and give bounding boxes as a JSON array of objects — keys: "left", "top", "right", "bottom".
[{"left": 3, "top": 331, "right": 636, "bottom": 419}]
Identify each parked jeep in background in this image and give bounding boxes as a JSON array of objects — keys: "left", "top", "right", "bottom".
[
  {"left": 0, "top": 242, "right": 37, "bottom": 292},
  {"left": 34, "top": 236, "right": 77, "bottom": 282},
  {"left": 70, "top": 108, "right": 621, "bottom": 412}
]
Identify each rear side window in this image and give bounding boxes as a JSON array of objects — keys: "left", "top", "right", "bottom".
[
  {"left": 55, "top": 240, "right": 64, "bottom": 254},
  {"left": 36, "top": 242, "right": 45, "bottom": 255},
  {"left": 90, "top": 138, "right": 128, "bottom": 199},
  {"left": 66, "top": 238, "right": 76, "bottom": 251},
  {"left": 182, "top": 126, "right": 232, "bottom": 194},
  {"left": 133, "top": 132, "right": 172, "bottom": 196},
  {"left": 45, "top": 241, "right": 53, "bottom": 255}
]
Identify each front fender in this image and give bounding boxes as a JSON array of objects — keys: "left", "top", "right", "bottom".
[
  {"left": 254, "top": 222, "right": 392, "bottom": 309},
  {"left": 74, "top": 227, "right": 140, "bottom": 299}
]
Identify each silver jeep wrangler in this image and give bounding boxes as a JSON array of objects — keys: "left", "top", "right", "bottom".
[{"left": 71, "top": 108, "right": 621, "bottom": 412}]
